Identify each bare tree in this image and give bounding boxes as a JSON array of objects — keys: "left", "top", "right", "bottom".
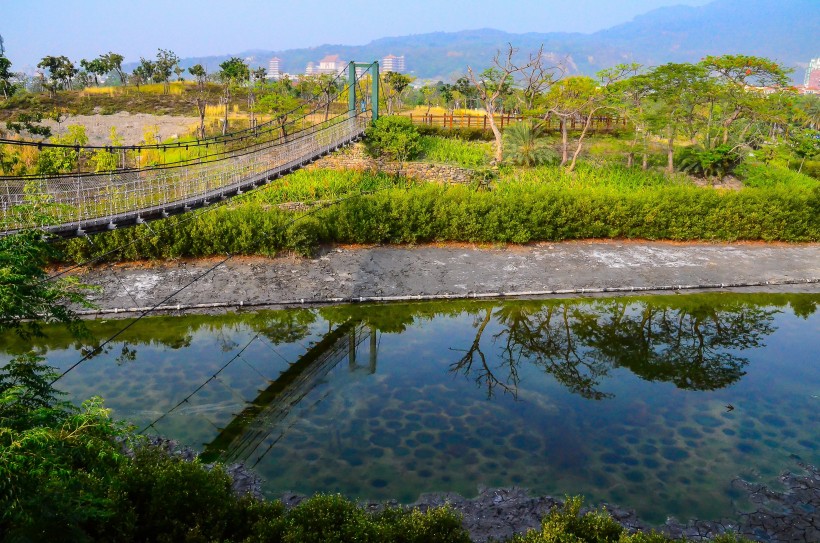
[{"left": 466, "top": 44, "right": 545, "bottom": 163}]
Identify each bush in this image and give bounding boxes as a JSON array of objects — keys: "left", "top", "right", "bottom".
[
  {"left": 512, "top": 497, "right": 753, "bottom": 543},
  {"left": 286, "top": 215, "right": 325, "bottom": 257},
  {"left": 365, "top": 116, "right": 422, "bottom": 163},
  {"left": 59, "top": 170, "right": 819, "bottom": 263},
  {"left": 676, "top": 144, "right": 742, "bottom": 178}
]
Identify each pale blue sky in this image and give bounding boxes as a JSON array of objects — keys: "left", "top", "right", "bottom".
[{"left": 1, "top": 0, "right": 713, "bottom": 68}]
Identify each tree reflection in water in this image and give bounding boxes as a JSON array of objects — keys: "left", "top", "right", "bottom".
[{"left": 451, "top": 297, "right": 783, "bottom": 400}]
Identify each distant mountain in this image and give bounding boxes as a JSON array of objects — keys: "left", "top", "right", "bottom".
[{"left": 159, "top": 0, "right": 819, "bottom": 83}]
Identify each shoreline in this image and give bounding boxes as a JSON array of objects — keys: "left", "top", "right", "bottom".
[{"left": 68, "top": 240, "right": 820, "bottom": 317}]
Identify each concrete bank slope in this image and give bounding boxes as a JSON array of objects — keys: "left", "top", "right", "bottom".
[{"left": 75, "top": 241, "right": 820, "bottom": 314}]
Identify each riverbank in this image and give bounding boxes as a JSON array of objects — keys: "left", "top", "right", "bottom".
[{"left": 68, "top": 240, "right": 820, "bottom": 316}]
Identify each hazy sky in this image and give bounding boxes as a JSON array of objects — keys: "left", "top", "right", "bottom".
[{"left": 1, "top": 0, "right": 713, "bottom": 68}]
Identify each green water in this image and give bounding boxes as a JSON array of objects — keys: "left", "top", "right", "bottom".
[{"left": 2, "top": 293, "right": 818, "bottom": 524}]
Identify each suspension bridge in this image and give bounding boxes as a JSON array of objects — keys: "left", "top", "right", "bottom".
[{"left": 0, "top": 61, "right": 379, "bottom": 238}]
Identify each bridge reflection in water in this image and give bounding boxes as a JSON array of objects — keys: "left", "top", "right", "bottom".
[{"left": 200, "top": 320, "right": 377, "bottom": 465}]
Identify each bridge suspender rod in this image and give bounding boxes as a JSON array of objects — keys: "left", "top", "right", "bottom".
[
  {"left": 371, "top": 61, "right": 379, "bottom": 121},
  {"left": 348, "top": 62, "right": 357, "bottom": 116}
]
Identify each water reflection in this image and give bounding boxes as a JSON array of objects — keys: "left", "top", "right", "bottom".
[
  {"left": 2, "top": 293, "right": 817, "bottom": 524},
  {"left": 452, "top": 298, "right": 782, "bottom": 400}
]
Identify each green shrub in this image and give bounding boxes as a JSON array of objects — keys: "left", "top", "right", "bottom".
[
  {"left": 365, "top": 116, "right": 422, "bottom": 163},
  {"left": 736, "top": 162, "right": 820, "bottom": 189},
  {"left": 373, "top": 505, "right": 471, "bottom": 543},
  {"left": 286, "top": 215, "right": 325, "bottom": 257},
  {"left": 676, "top": 144, "right": 742, "bottom": 178},
  {"left": 512, "top": 497, "right": 752, "bottom": 543}
]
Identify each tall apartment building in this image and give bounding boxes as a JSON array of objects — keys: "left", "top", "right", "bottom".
[
  {"left": 804, "top": 58, "right": 820, "bottom": 89},
  {"left": 267, "top": 57, "right": 282, "bottom": 79},
  {"left": 381, "top": 54, "right": 406, "bottom": 73}
]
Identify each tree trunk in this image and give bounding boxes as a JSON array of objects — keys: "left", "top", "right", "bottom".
[
  {"left": 486, "top": 106, "right": 503, "bottom": 163},
  {"left": 567, "top": 111, "right": 596, "bottom": 172},
  {"left": 667, "top": 127, "right": 675, "bottom": 174},
  {"left": 560, "top": 118, "right": 568, "bottom": 166}
]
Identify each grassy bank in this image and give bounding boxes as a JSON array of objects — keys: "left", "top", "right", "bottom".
[{"left": 60, "top": 165, "right": 819, "bottom": 262}]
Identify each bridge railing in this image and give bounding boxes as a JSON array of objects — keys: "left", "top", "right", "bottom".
[{"left": 1, "top": 113, "right": 370, "bottom": 234}]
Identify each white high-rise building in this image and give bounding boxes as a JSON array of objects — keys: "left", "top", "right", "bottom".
[
  {"left": 804, "top": 58, "right": 820, "bottom": 89},
  {"left": 381, "top": 54, "right": 406, "bottom": 73},
  {"left": 267, "top": 57, "right": 282, "bottom": 80}
]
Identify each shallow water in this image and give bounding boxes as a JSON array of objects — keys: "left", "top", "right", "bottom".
[{"left": 3, "top": 293, "right": 818, "bottom": 524}]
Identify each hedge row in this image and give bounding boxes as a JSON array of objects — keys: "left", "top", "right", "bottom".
[{"left": 62, "top": 182, "right": 820, "bottom": 261}]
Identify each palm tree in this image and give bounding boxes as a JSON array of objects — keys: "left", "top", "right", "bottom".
[{"left": 502, "top": 121, "right": 558, "bottom": 167}]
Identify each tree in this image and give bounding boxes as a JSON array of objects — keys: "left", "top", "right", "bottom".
[
  {"left": 701, "top": 55, "right": 792, "bottom": 145},
  {"left": 188, "top": 64, "right": 208, "bottom": 138},
  {"left": 100, "top": 52, "right": 126, "bottom": 86},
  {"left": 418, "top": 85, "right": 438, "bottom": 115},
  {"left": 36, "top": 125, "right": 89, "bottom": 175},
  {"left": 188, "top": 64, "right": 207, "bottom": 89},
  {"left": 542, "top": 75, "right": 598, "bottom": 168},
  {"left": 255, "top": 79, "right": 302, "bottom": 139},
  {"left": 218, "top": 57, "right": 250, "bottom": 135},
  {"left": 132, "top": 58, "right": 155, "bottom": 91},
  {"left": 154, "top": 48, "right": 180, "bottom": 94},
  {"left": 644, "top": 62, "right": 709, "bottom": 173},
  {"left": 0, "top": 55, "right": 16, "bottom": 99},
  {"left": 382, "top": 71, "right": 413, "bottom": 115},
  {"left": 79, "top": 57, "right": 107, "bottom": 86},
  {"left": 37, "top": 56, "right": 77, "bottom": 97},
  {"left": 466, "top": 44, "right": 543, "bottom": 163},
  {"left": 607, "top": 72, "right": 648, "bottom": 168}
]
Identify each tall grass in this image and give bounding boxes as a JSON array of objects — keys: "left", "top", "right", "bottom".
[{"left": 418, "top": 136, "right": 491, "bottom": 168}]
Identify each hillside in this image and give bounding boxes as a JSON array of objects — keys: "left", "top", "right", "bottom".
[{"left": 161, "top": 0, "right": 817, "bottom": 82}]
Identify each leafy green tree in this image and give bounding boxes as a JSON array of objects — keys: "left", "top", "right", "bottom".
[
  {"left": 79, "top": 57, "right": 107, "bottom": 86},
  {"left": 100, "top": 52, "right": 126, "bottom": 86},
  {"left": 256, "top": 80, "right": 303, "bottom": 139},
  {"left": 701, "top": 55, "right": 792, "bottom": 146},
  {"left": 36, "top": 125, "right": 89, "bottom": 175},
  {"left": 154, "top": 48, "right": 180, "bottom": 94},
  {"left": 188, "top": 64, "right": 209, "bottom": 138},
  {"left": 0, "top": 55, "right": 16, "bottom": 99},
  {"left": 644, "top": 62, "right": 709, "bottom": 173},
  {"left": 91, "top": 127, "right": 124, "bottom": 172},
  {"left": 0, "top": 231, "right": 92, "bottom": 339},
  {"left": 502, "top": 121, "right": 557, "bottom": 166},
  {"left": 218, "top": 57, "right": 250, "bottom": 134},
  {"left": 542, "top": 75, "right": 599, "bottom": 168},
  {"left": 382, "top": 71, "right": 413, "bottom": 115},
  {"left": 5, "top": 111, "right": 53, "bottom": 139},
  {"left": 132, "top": 58, "right": 155, "bottom": 91},
  {"left": 37, "top": 55, "right": 77, "bottom": 96}
]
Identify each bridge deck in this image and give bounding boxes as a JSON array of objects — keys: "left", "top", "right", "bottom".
[{"left": 1, "top": 115, "right": 368, "bottom": 238}]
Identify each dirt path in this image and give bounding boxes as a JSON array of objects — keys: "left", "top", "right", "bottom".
[
  {"left": 70, "top": 240, "right": 820, "bottom": 315},
  {"left": 42, "top": 112, "right": 200, "bottom": 146}
]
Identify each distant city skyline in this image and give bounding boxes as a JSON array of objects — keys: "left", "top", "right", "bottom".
[{"left": 1, "top": 0, "right": 713, "bottom": 68}]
